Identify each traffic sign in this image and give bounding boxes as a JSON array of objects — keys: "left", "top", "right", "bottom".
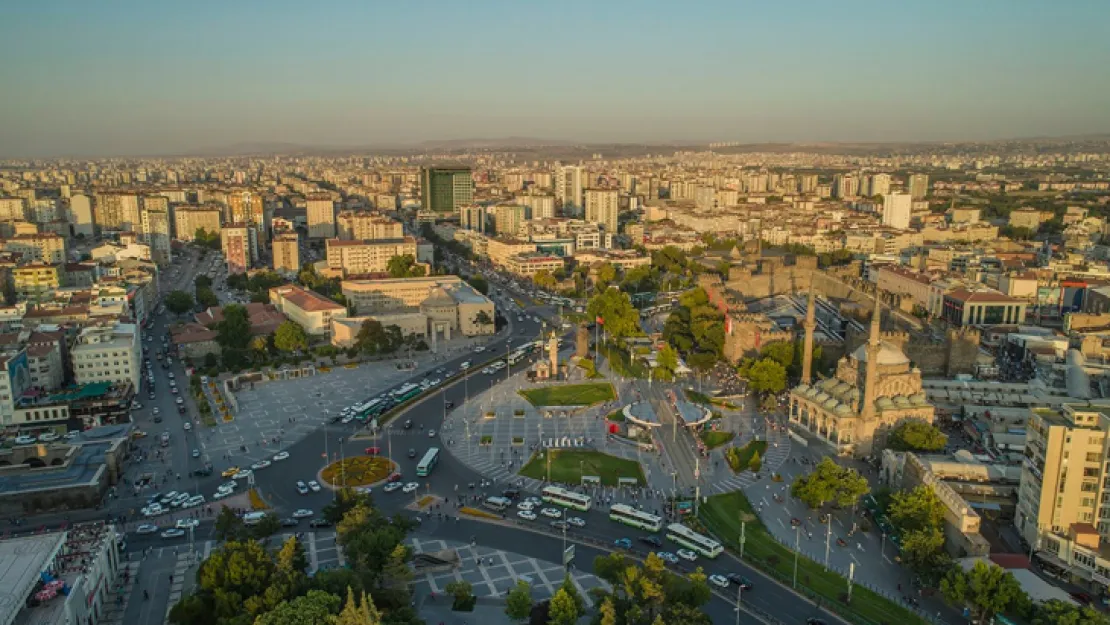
[{"left": 562, "top": 545, "right": 575, "bottom": 566}]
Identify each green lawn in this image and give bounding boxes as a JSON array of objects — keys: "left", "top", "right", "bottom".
[
  {"left": 699, "top": 430, "right": 735, "bottom": 449},
  {"left": 598, "top": 343, "right": 647, "bottom": 379},
  {"left": 685, "top": 389, "right": 712, "bottom": 404},
  {"left": 519, "top": 382, "right": 616, "bottom": 406},
  {"left": 726, "top": 440, "right": 767, "bottom": 472},
  {"left": 519, "top": 449, "right": 645, "bottom": 486},
  {"left": 605, "top": 408, "right": 626, "bottom": 422},
  {"left": 700, "top": 492, "right": 927, "bottom": 625}
]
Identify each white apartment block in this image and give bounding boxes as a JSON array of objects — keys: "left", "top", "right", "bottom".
[
  {"left": 174, "top": 206, "right": 222, "bottom": 241},
  {"left": 4, "top": 233, "right": 66, "bottom": 264},
  {"left": 272, "top": 231, "right": 300, "bottom": 277},
  {"left": 0, "top": 197, "right": 27, "bottom": 221},
  {"left": 883, "top": 192, "right": 913, "bottom": 230},
  {"left": 325, "top": 237, "right": 418, "bottom": 276},
  {"left": 336, "top": 210, "right": 402, "bottom": 241},
  {"left": 306, "top": 194, "right": 337, "bottom": 239},
  {"left": 71, "top": 323, "right": 142, "bottom": 390},
  {"left": 68, "top": 194, "right": 95, "bottom": 237},
  {"left": 584, "top": 189, "right": 619, "bottom": 233}
]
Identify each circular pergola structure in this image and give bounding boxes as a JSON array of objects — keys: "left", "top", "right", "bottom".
[
  {"left": 673, "top": 399, "right": 713, "bottom": 427},
  {"left": 621, "top": 400, "right": 712, "bottom": 429}
]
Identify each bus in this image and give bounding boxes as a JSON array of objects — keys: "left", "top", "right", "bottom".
[
  {"left": 508, "top": 351, "right": 527, "bottom": 365},
  {"left": 416, "top": 448, "right": 440, "bottom": 477},
  {"left": 356, "top": 399, "right": 382, "bottom": 421},
  {"left": 665, "top": 523, "right": 723, "bottom": 558},
  {"left": 609, "top": 504, "right": 663, "bottom": 532},
  {"left": 482, "top": 496, "right": 512, "bottom": 512},
  {"left": 541, "top": 486, "right": 592, "bottom": 512},
  {"left": 396, "top": 387, "right": 422, "bottom": 403},
  {"left": 392, "top": 383, "right": 419, "bottom": 398}
]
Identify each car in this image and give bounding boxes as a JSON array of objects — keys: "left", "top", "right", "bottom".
[
  {"left": 148, "top": 393, "right": 156, "bottom": 400},
  {"left": 191, "top": 448, "right": 200, "bottom": 458},
  {"left": 364, "top": 446, "right": 380, "bottom": 456},
  {"left": 383, "top": 482, "right": 403, "bottom": 493},
  {"left": 428, "top": 429, "right": 436, "bottom": 438},
  {"left": 175, "top": 397, "right": 184, "bottom": 405},
  {"left": 655, "top": 552, "right": 679, "bottom": 564},
  {"left": 308, "top": 480, "right": 321, "bottom": 492},
  {"left": 473, "top": 346, "right": 485, "bottom": 353},
  {"left": 135, "top": 523, "right": 159, "bottom": 535},
  {"left": 403, "top": 420, "right": 413, "bottom": 429},
  {"left": 13, "top": 435, "right": 35, "bottom": 445},
  {"left": 676, "top": 549, "right": 698, "bottom": 562},
  {"left": 280, "top": 518, "right": 299, "bottom": 527},
  {"left": 408, "top": 448, "right": 417, "bottom": 458},
  {"left": 131, "top": 402, "right": 143, "bottom": 411},
  {"left": 222, "top": 467, "right": 240, "bottom": 478},
  {"left": 567, "top": 517, "right": 586, "bottom": 528},
  {"left": 64, "top": 431, "right": 79, "bottom": 440},
  {"left": 170, "top": 493, "right": 190, "bottom": 507},
  {"left": 176, "top": 518, "right": 200, "bottom": 530},
  {"left": 481, "top": 367, "right": 493, "bottom": 375},
  {"left": 639, "top": 536, "right": 663, "bottom": 548},
  {"left": 219, "top": 480, "right": 237, "bottom": 492},
  {"left": 171, "top": 387, "right": 178, "bottom": 395},
  {"left": 524, "top": 496, "right": 543, "bottom": 506},
  {"left": 213, "top": 488, "right": 232, "bottom": 500},
  {"left": 161, "top": 529, "right": 185, "bottom": 539},
  {"left": 340, "top": 415, "right": 355, "bottom": 424},
  {"left": 232, "top": 470, "right": 253, "bottom": 480},
  {"left": 517, "top": 510, "right": 537, "bottom": 521},
  {"left": 250, "top": 460, "right": 271, "bottom": 470},
  {"left": 309, "top": 519, "right": 332, "bottom": 528},
  {"left": 159, "top": 491, "right": 179, "bottom": 505},
  {"left": 153, "top": 415, "right": 163, "bottom": 423},
  {"left": 388, "top": 472, "right": 403, "bottom": 483},
  {"left": 168, "top": 372, "right": 175, "bottom": 379},
  {"left": 726, "top": 573, "right": 753, "bottom": 590},
  {"left": 178, "top": 405, "right": 186, "bottom": 414},
  {"left": 152, "top": 407, "right": 160, "bottom": 416},
  {"left": 183, "top": 422, "right": 191, "bottom": 431},
  {"left": 190, "top": 467, "right": 213, "bottom": 477},
  {"left": 272, "top": 451, "right": 289, "bottom": 461},
  {"left": 444, "top": 401, "right": 454, "bottom": 409},
  {"left": 292, "top": 508, "right": 314, "bottom": 519},
  {"left": 708, "top": 574, "right": 730, "bottom": 589},
  {"left": 550, "top": 520, "right": 568, "bottom": 530},
  {"left": 516, "top": 500, "right": 535, "bottom": 512},
  {"left": 168, "top": 379, "right": 176, "bottom": 387},
  {"left": 142, "top": 505, "right": 164, "bottom": 517},
  {"left": 460, "top": 361, "right": 471, "bottom": 369},
  {"left": 540, "top": 507, "right": 562, "bottom": 519},
  {"left": 402, "top": 482, "right": 419, "bottom": 494},
  {"left": 296, "top": 481, "right": 309, "bottom": 494}
]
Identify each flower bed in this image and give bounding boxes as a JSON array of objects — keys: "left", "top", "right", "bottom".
[
  {"left": 319, "top": 456, "right": 395, "bottom": 487},
  {"left": 248, "top": 488, "right": 269, "bottom": 510},
  {"left": 480, "top": 435, "right": 493, "bottom": 446},
  {"left": 511, "top": 436, "right": 524, "bottom": 446},
  {"left": 461, "top": 506, "right": 501, "bottom": 520}
]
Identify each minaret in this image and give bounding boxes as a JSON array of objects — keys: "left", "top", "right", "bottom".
[
  {"left": 801, "top": 284, "right": 816, "bottom": 384},
  {"left": 860, "top": 290, "right": 882, "bottom": 420}
]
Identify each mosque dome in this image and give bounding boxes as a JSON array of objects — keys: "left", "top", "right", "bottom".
[{"left": 851, "top": 341, "right": 910, "bottom": 366}]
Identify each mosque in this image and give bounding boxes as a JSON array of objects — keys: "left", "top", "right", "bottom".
[{"left": 788, "top": 288, "right": 936, "bottom": 457}]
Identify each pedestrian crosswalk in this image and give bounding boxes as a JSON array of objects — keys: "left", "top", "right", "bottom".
[{"left": 709, "top": 427, "right": 792, "bottom": 494}]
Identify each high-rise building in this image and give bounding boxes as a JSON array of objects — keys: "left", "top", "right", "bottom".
[
  {"left": 336, "top": 210, "right": 402, "bottom": 241},
  {"left": 143, "top": 209, "right": 172, "bottom": 265},
  {"left": 834, "top": 174, "right": 859, "bottom": 199},
  {"left": 272, "top": 231, "right": 300, "bottom": 277},
  {"left": 493, "top": 205, "right": 526, "bottom": 237},
  {"left": 221, "top": 224, "right": 257, "bottom": 274},
  {"left": 555, "top": 166, "right": 584, "bottom": 213},
  {"left": 71, "top": 323, "right": 141, "bottom": 390},
  {"left": 519, "top": 194, "right": 556, "bottom": 220},
  {"left": 421, "top": 167, "right": 474, "bottom": 213},
  {"left": 68, "top": 193, "right": 95, "bottom": 237},
  {"left": 174, "top": 206, "right": 222, "bottom": 241},
  {"left": 908, "top": 174, "right": 929, "bottom": 199},
  {"left": 460, "top": 205, "right": 486, "bottom": 233},
  {"left": 584, "top": 188, "right": 619, "bottom": 233},
  {"left": 226, "top": 188, "right": 267, "bottom": 248},
  {"left": 325, "top": 237, "right": 419, "bottom": 277},
  {"left": 865, "top": 173, "right": 891, "bottom": 197},
  {"left": 798, "top": 174, "right": 819, "bottom": 194},
  {"left": 0, "top": 197, "right": 27, "bottom": 221},
  {"left": 882, "top": 192, "right": 912, "bottom": 230},
  {"left": 94, "top": 192, "right": 142, "bottom": 232},
  {"left": 306, "top": 194, "right": 337, "bottom": 239}
]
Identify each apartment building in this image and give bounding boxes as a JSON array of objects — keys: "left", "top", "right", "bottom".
[
  {"left": 875, "top": 265, "right": 938, "bottom": 314},
  {"left": 13, "top": 264, "right": 62, "bottom": 302},
  {"left": 505, "top": 253, "right": 565, "bottom": 278},
  {"left": 93, "top": 192, "right": 142, "bottom": 232},
  {"left": 584, "top": 188, "right": 619, "bottom": 233},
  {"left": 141, "top": 208, "right": 172, "bottom": 265},
  {"left": 306, "top": 193, "right": 337, "bottom": 239},
  {"left": 70, "top": 323, "right": 141, "bottom": 390},
  {"left": 573, "top": 249, "right": 651, "bottom": 271},
  {"left": 493, "top": 205, "right": 526, "bottom": 237},
  {"left": 459, "top": 204, "right": 486, "bottom": 233},
  {"left": 4, "top": 233, "right": 66, "bottom": 264},
  {"left": 485, "top": 237, "right": 536, "bottom": 266},
  {"left": 173, "top": 206, "right": 222, "bottom": 241},
  {"left": 556, "top": 166, "right": 584, "bottom": 212},
  {"left": 942, "top": 289, "right": 1028, "bottom": 327},
  {"left": 325, "top": 237, "right": 417, "bottom": 276},
  {"left": 0, "top": 197, "right": 27, "bottom": 221},
  {"left": 269, "top": 284, "right": 347, "bottom": 336},
  {"left": 519, "top": 194, "right": 556, "bottom": 220},
  {"left": 68, "top": 194, "right": 95, "bottom": 237},
  {"left": 272, "top": 231, "right": 300, "bottom": 277},
  {"left": 336, "top": 210, "right": 402, "bottom": 241},
  {"left": 221, "top": 224, "right": 256, "bottom": 274},
  {"left": 882, "top": 192, "right": 912, "bottom": 230},
  {"left": 421, "top": 166, "right": 473, "bottom": 213},
  {"left": 909, "top": 173, "right": 929, "bottom": 199}
]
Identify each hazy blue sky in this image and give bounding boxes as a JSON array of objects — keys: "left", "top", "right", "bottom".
[{"left": 1, "top": 0, "right": 1108, "bottom": 156}]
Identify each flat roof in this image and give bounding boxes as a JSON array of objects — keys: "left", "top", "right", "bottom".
[
  {"left": 0, "top": 533, "right": 66, "bottom": 625},
  {"left": 0, "top": 442, "right": 111, "bottom": 494}
]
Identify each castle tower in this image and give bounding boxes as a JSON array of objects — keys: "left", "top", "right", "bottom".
[
  {"left": 860, "top": 290, "right": 882, "bottom": 421},
  {"left": 801, "top": 284, "right": 816, "bottom": 384},
  {"left": 548, "top": 331, "right": 559, "bottom": 374}
]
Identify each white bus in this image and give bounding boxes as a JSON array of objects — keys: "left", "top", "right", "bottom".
[
  {"left": 416, "top": 448, "right": 440, "bottom": 477},
  {"left": 609, "top": 504, "right": 663, "bottom": 532},
  {"left": 665, "top": 523, "right": 723, "bottom": 558},
  {"left": 483, "top": 496, "right": 512, "bottom": 512},
  {"left": 508, "top": 351, "right": 527, "bottom": 365},
  {"left": 392, "top": 383, "right": 419, "bottom": 398},
  {"left": 541, "top": 486, "right": 592, "bottom": 512}
]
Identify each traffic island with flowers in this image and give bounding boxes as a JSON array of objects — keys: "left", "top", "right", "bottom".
[{"left": 319, "top": 456, "right": 396, "bottom": 488}]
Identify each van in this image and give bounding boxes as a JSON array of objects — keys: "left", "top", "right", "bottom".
[{"left": 242, "top": 511, "right": 268, "bottom": 526}]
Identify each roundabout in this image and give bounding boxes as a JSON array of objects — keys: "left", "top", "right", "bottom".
[{"left": 318, "top": 455, "right": 397, "bottom": 488}]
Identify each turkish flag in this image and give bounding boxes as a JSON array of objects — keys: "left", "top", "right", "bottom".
[{"left": 596, "top": 316, "right": 604, "bottom": 325}]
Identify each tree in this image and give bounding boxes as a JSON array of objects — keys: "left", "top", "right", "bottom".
[
  {"left": 214, "top": 505, "right": 246, "bottom": 541},
  {"left": 195, "top": 227, "right": 221, "bottom": 250},
  {"left": 760, "top": 341, "right": 795, "bottom": 370},
  {"left": 165, "top": 290, "right": 195, "bottom": 315},
  {"left": 595, "top": 263, "right": 618, "bottom": 289},
  {"left": 557, "top": 575, "right": 585, "bottom": 616},
  {"left": 900, "top": 527, "right": 950, "bottom": 578},
  {"left": 505, "top": 580, "right": 533, "bottom": 622},
  {"left": 473, "top": 310, "right": 494, "bottom": 331},
  {"left": 1033, "top": 598, "right": 1110, "bottom": 625},
  {"left": 255, "top": 590, "right": 340, "bottom": 625},
  {"left": 941, "top": 560, "right": 1029, "bottom": 625},
  {"left": 195, "top": 274, "right": 213, "bottom": 290},
  {"left": 532, "top": 269, "right": 557, "bottom": 290},
  {"left": 547, "top": 588, "right": 580, "bottom": 625},
  {"left": 466, "top": 275, "right": 489, "bottom": 295},
  {"left": 444, "top": 580, "right": 474, "bottom": 611},
  {"left": 196, "top": 286, "right": 219, "bottom": 308},
  {"left": 790, "top": 457, "right": 870, "bottom": 509},
  {"left": 252, "top": 513, "right": 281, "bottom": 539},
  {"left": 355, "top": 319, "right": 402, "bottom": 355},
  {"left": 887, "top": 419, "right": 948, "bottom": 453},
  {"left": 386, "top": 254, "right": 425, "bottom": 278},
  {"left": 380, "top": 543, "right": 413, "bottom": 591},
  {"left": 276, "top": 536, "right": 309, "bottom": 577},
  {"left": 749, "top": 449, "right": 762, "bottom": 473},
  {"left": 599, "top": 597, "right": 618, "bottom": 625},
  {"left": 249, "top": 335, "right": 271, "bottom": 364},
  {"left": 216, "top": 304, "right": 251, "bottom": 355},
  {"left": 746, "top": 358, "right": 787, "bottom": 395},
  {"left": 322, "top": 488, "right": 374, "bottom": 524},
  {"left": 654, "top": 344, "right": 678, "bottom": 381},
  {"left": 587, "top": 288, "right": 640, "bottom": 341},
  {"left": 273, "top": 321, "right": 308, "bottom": 353},
  {"left": 336, "top": 588, "right": 381, "bottom": 625},
  {"left": 889, "top": 485, "right": 946, "bottom": 534}
]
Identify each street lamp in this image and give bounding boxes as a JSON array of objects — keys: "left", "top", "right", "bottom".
[
  {"left": 733, "top": 582, "right": 743, "bottom": 625},
  {"left": 792, "top": 526, "right": 801, "bottom": 589}
]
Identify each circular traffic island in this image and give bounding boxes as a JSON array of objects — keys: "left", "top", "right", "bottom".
[{"left": 319, "top": 455, "right": 396, "bottom": 488}]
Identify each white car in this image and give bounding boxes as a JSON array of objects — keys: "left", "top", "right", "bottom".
[
  {"left": 232, "top": 470, "right": 253, "bottom": 480},
  {"left": 525, "top": 496, "right": 543, "bottom": 506},
  {"left": 308, "top": 480, "right": 321, "bottom": 492},
  {"left": 135, "top": 523, "right": 159, "bottom": 535},
  {"left": 250, "top": 460, "right": 271, "bottom": 470},
  {"left": 13, "top": 435, "right": 35, "bottom": 445},
  {"left": 168, "top": 372, "right": 175, "bottom": 379},
  {"left": 176, "top": 518, "right": 200, "bottom": 530},
  {"left": 473, "top": 346, "right": 485, "bottom": 353},
  {"left": 708, "top": 574, "right": 730, "bottom": 589},
  {"left": 131, "top": 402, "right": 143, "bottom": 411},
  {"left": 296, "top": 481, "right": 309, "bottom": 495},
  {"left": 272, "top": 451, "right": 289, "bottom": 462},
  {"left": 517, "top": 510, "right": 537, "bottom": 521},
  {"left": 219, "top": 480, "right": 237, "bottom": 492},
  {"left": 182, "top": 422, "right": 191, "bottom": 431},
  {"left": 184, "top": 495, "right": 205, "bottom": 508},
  {"left": 402, "top": 482, "right": 419, "bottom": 494},
  {"left": 292, "top": 508, "right": 314, "bottom": 519},
  {"left": 540, "top": 507, "right": 563, "bottom": 519},
  {"left": 428, "top": 429, "right": 436, "bottom": 438},
  {"left": 677, "top": 549, "right": 698, "bottom": 562},
  {"left": 656, "top": 551, "right": 679, "bottom": 564},
  {"left": 460, "top": 361, "right": 471, "bottom": 370},
  {"left": 142, "top": 506, "right": 163, "bottom": 518},
  {"left": 175, "top": 397, "right": 184, "bottom": 405},
  {"left": 191, "top": 449, "right": 200, "bottom": 458},
  {"left": 213, "top": 489, "right": 233, "bottom": 500},
  {"left": 38, "top": 432, "right": 59, "bottom": 442},
  {"left": 383, "top": 482, "right": 403, "bottom": 493},
  {"left": 517, "top": 501, "right": 535, "bottom": 512},
  {"left": 159, "top": 491, "right": 179, "bottom": 505},
  {"left": 161, "top": 528, "right": 185, "bottom": 539},
  {"left": 567, "top": 517, "right": 586, "bottom": 528},
  {"left": 170, "top": 493, "right": 190, "bottom": 508}
]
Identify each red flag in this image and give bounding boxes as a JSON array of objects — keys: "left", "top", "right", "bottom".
[{"left": 596, "top": 316, "right": 604, "bottom": 325}]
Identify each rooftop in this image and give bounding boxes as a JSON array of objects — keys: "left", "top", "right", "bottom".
[
  {"left": 0, "top": 533, "right": 66, "bottom": 625},
  {"left": 270, "top": 285, "right": 344, "bottom": 312}
]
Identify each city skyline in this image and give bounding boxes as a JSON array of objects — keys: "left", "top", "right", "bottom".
[{"left": 1, "top": 0, "right": 1108, "bottom": 157}]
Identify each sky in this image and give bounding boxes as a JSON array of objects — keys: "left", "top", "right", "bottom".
[{"left": 0, "top": 0, "right": 1108, "bottom": 157}]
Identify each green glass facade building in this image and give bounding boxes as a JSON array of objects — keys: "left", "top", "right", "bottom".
[{"left": 421, "top": 166, "right": 474, "bottom": 213}]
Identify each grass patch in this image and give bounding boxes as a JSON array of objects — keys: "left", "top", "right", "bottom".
[
  {"left": 605, "top": 408, "right": 626, "bottom": 422},
  {"left": 520, "top": 449, "right": 644, "bottom": 486},
  {"left": 519, "top": 382, "right": 615, "bottom": 407},
  {"left": 577, "top": 358, "right": 604, "bottom": 379},
  {"left": 700, "top": 492, "right": 927, "bottom": 625},
  {"left": 480, "top": 435, "right": 493, "bottom": 446},
  {"left": 460, "top": 506, "right": 501, "bottom": 520},
  {"left": 726, "top": 440, "right": 767, "bottom": 472},
  {"left": 417, "top": 495, "right": 435, "bottom": 507},
  {"left": 598, "top": 343, "right": 647, "bottom": 379},
  {"left": 248, "top": 488, "right": 269, "bottom": 510},
  {"left": 685, "top": 389, "right": 712, "bottom": 404},
  {"left": 699, "top": 430, "right": 735, "bottom": 449},
  {"left": 200, "top": 414, "right": 218, "bottom": 427},
  {"left": 511, "top": 436, "right": 524, "bottom": 445},
  {"left": 320, "top": 456, "right": 394, "bottom": 487}
]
